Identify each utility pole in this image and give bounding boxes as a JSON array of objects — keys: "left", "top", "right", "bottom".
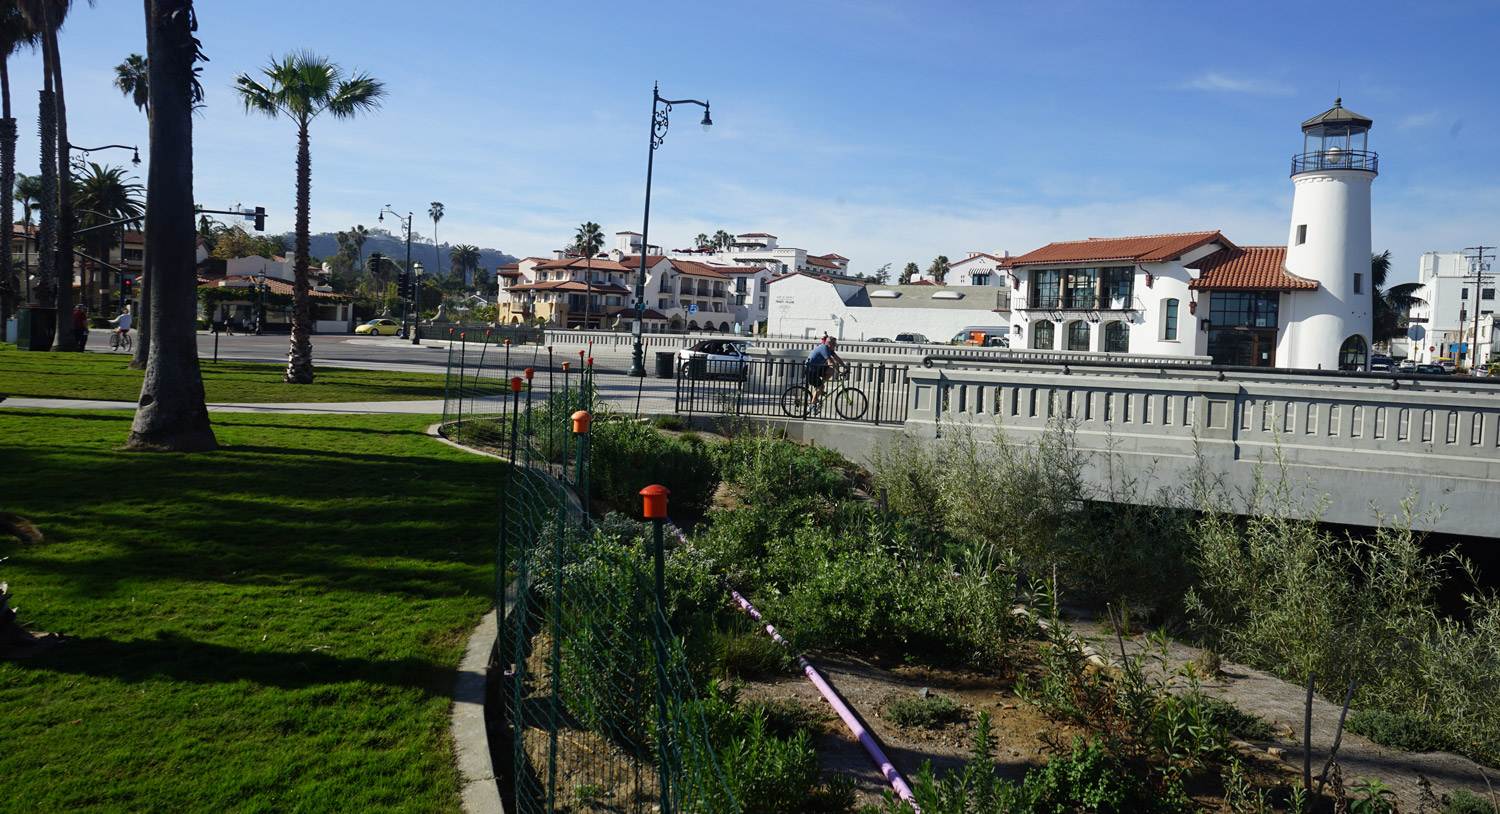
[{"left": 1463, "top": 246, "right": 1495, "bottom": 373}]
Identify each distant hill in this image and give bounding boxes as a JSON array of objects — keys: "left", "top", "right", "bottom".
[{"left": 291, "top": 229, "right": 519, "bottom": 276}]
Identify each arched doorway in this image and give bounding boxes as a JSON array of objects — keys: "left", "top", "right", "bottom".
[
  {"left": 1031, "top": 320, "right": 1055, "bottom": 350},
  {"left": 1339, "top": 334, "right": 1369, "bottom": 371},
  {"left": 688, "top": 320, "right": 699, "bottom": 331},
  {"left": 1103, "top": 321, "right": 1129, "bottom": 353}
]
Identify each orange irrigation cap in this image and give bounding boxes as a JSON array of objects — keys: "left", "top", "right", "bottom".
[
  {"left": 640, "top": 484, "right": 670, "bottom": 519},
  {"left": 571, "top": 410, "right": 592, "bottom": 434},
  {"left": 586, "top": 357, "right": 594, "bottom": 367},
  {"left": 561, "top": 361, "right": 571, "bottom": 371},
  {"left": 524, "top": 367, "right": 535, "bottom": 380},
  {"left": 509, "top": 377, "right": 524, "bottom": 392}
]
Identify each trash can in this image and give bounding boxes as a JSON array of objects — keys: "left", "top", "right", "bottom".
[{"left": 655, "top": 351, "right": 676, "bottom": 379}]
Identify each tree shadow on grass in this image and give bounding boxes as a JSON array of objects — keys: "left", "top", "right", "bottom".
[{"left": 13, "top": 630, "right": 452, "bottom": 694}]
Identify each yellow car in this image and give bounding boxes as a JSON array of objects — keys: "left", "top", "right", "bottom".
[{"left": 355, "top": 318, "right": 402, "bottom": 336}]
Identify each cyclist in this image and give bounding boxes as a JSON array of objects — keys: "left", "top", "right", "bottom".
[
  {"left": 804, "top": 336, "right": 845, "bottom": 402},
  {"left": 109, "top": 308, "right": 133, "bottom": 347}
]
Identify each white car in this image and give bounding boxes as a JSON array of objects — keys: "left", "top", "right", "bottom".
[{"left": 676, "top": 339, "right": 753, "bottom": 380}]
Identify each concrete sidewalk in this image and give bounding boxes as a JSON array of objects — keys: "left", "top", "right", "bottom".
[{"left": 0, "top": 397, "right": 446, "bottom": 414}]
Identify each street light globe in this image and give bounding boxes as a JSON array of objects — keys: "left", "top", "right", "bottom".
[{"left": 700, "top": 109, "right": 713, "bottom": 132}]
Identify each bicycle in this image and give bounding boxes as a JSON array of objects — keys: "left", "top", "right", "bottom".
[
  {"left": 781, "top": 368, "right": 868, "bottom": 420},
  {"left": 110, "top": 329, "right": 133, "bottom": 352}
]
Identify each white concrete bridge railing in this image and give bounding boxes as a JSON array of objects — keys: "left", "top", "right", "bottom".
[{"left": 895, "top": 363, "right": 1500, "bottom": 537}]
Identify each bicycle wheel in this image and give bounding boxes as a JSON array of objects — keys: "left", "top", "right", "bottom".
[
  {"left": 122, "top": 333, "right": 132, "bottom": 352},
  {"left": 781, "top": 385, "right": 814, "bottom": 418},
  {"left": 833, "top": 388, "right": 868, "bottom": 420},
  {"left": 110, "top": 333, "right": 120, "bottom": 351}
]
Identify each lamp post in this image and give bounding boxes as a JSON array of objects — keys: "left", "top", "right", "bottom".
[
  {"left": 628, "top": 82, "right": 713, "bottom": 377},
  {"left": 68, "top": 145, "right": 141, "bottom": 318},
  {"left": 411, "top": 261, "right": 424, "bottom": 345},
  {"left": 255, "top": 270, "right": 267, "bottom": 335},
  {"left": 379, "top": 206, "right": 414, "bottom": 340}
]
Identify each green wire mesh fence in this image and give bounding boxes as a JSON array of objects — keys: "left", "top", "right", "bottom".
[{"left": 440, "top": 331, "right": 739, "bottom": 813}]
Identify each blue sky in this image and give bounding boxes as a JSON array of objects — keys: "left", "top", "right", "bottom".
[{"left": 11, "top": 0, "right": 1499, "bottom": 284}]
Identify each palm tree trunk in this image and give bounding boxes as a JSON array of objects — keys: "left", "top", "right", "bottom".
[
  {"left": 49, "top": 32, "right": 76, "bottom": 351},
  {"left": 33, "top": 85, "right": 56, "bottom": 349},
  {"left": 127, "top": 0, "right": 216, "bottom": 451},
  {"left": 285, "top": 119, "right": 314, "bottom": 383},
  {"left": 0, "top": 58, "right": 15, "bottom": 339}
]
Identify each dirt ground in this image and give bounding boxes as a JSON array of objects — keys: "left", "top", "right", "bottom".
[{"left": 731, "top": 603, "right": 1498, "bottom": 812}]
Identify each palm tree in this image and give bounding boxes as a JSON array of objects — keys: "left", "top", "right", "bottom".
[
  {"left": 574, "top": 221, "right": 603, "bottom": 329},
  {"left": 266, "top": 233, "right": 290, "bottom": 256},
  {"left": 448, "top": 243, "right": 480, "bottom": 287},
  {"left": 113, "top": 52, "right": 148, "bottom": 115},
  {"left": 713, "top": 229, "right": 732, "bottom": 252},
  {"left": 1371, "top": 250, "right": 1424, "bottom": 346},
  {"left": 428, "top": 202, "right": 443, "bottom": 279},
  {"left": 0, "top": 8, "right": 37, "bottom": 334},
  {"left": 928, "top": 255, "right": 950, "bottom": 284},
  {"left": 20, "top": 0, "right": 93, "bottom": 351},
  {"left": 694, "top": 232, "right": 710, "bottom": 250},
  {"left": 900, "top": 262, "right": 919, "bottom": 285},
  {"left": 125, "top": 0, "right": 216, "bottom": 450},
  {"left": 345, "top": 223, "right": 367, "bottom": 272},
  {"left": 15, "top": 172, "right": 40, "bottom": 301},
  {"left": 72, "top": 161, "right": 143, "bottom": 311},
  {"left": 235, "top": 51, "right": 386, "bottom": 384}
]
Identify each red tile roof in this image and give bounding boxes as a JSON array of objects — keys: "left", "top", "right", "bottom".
[
  {"left": 533, "top": 257, "right": 635, "bottom": 272},
  {"left": 950, "top": 252, "right": 1015, "bottom": 269},
  {"left": 820, "top": 253, "right": 849, "bottom": 261},
  {"left": 737, "top": 232, "right": 776, "bottom": 238},
  {"left": 206, "top": 275, "right": 351, "bottom": 298},
  {"left": 1187, "top": 247, "right": 1318, "bottom": 291},
  {"left": 1010, "top": 231, "right": 1233, "bottom": 267},
  {"left": 505, "top": 280, "right": 631, "bottom": 293}
]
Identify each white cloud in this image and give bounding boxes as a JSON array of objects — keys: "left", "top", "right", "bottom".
[{"left": 1183, "top": 72, "right": 1293, "bottom": 96}]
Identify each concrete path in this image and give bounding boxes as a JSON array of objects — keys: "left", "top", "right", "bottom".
[{"left": 0, "top": 397, "right": 446, "bottom": 414}]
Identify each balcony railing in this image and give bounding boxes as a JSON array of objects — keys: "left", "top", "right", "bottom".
[
  {"left": 1023, "top": 294, "right": 1137, "bottom": 311},
  {"left": 1292, "top": 149, "right": 1378, "bottom": 175}
]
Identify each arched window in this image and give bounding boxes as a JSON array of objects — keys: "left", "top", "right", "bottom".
[
  {"left": 688, "top": 320, "right": 699, "bottom": 331},
  {"left": 1032, "top": 320, "right": 1055, "bottom": 350},
  {"left": 1067, "top": 320, "right": 1090, "bottom": 351},
  {"left": 1163, "top": 298, "right": 1180, "bottom": 341},
  {"left": 1104, "top": 321, "right": 1129, "bottom": 353},
  {"left": 1338, "top": 335, "right": 1369, "bottom": 371}
]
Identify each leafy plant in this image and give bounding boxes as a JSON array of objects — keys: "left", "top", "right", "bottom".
[
  {"left": 1444, "top": 789, "right": 1500, "bottom": 814},
  {"left": 1346, "top": 709, "right": 1453, "bottom": 753},
  {"left": 1349, "top": 776, "right": 1398, "bottom": 814},
  {"left": 886, "top": 694, "right": 962, "bottom": 728}
]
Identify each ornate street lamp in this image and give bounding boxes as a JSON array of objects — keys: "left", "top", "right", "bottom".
[
  {"left": 628, "top": 83, "right": 713, "bottom": 377},
  {"left": 411, "top": 261, "right": 424, "bottom": 345},
  {"left": 379, "top": 206, "right": 414, "bottom": 340}
]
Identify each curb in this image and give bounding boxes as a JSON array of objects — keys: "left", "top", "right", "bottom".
[{"left": 452, "top": 609, "right": 502, "bottom": 814}]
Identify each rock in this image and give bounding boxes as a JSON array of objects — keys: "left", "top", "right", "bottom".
[{"left": 1267, "top": 747, "right": 1287, "bottom": 759}]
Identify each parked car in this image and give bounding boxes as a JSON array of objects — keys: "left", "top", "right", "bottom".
[
  {"left": 355, "top": 318, "right": 402, "bottom": 336},
  {"left": 1415, "top": 363, "right": 1449, "bottom": 375},
  {"left": 676, "top": 339, "right": 753, "bottom": 379},
  {"left": 893, "top": 332, "right": 929, "bottom": 343},
  {"left": 1397, "top": 360, "right": 1417, "bottom": 373},
  {"left": 1368, "top": 356, "right": 1395, "bottom": 372},
  {"left": 866, "top": 337, "right": 893, "bottom": 343},
  {"left": 1433, "top": 356, "right": 1457, "bottom": 372}
]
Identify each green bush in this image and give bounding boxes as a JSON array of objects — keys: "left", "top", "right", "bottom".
[
  {"left": 1346, "top": 709, "right": 1452, "bottom": 753},
  {"left": 589, "top": 417, "right": 719, "bottom": 520},
  {"left": 886, "top": 694, "right": 962, "bottom": 728},
  {"left": 1444, "top": 790, "right": 1500, "bottom": 814},
  {"left": 712, "top": 433, "right": 855, "bottom": 505},
  {"left": 651, "top": 414, "right": 686, "bottom": 431}
]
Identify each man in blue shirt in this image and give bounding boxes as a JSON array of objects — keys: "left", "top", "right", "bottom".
[{"left": 805, "top": 336, "right": 844, "bottom": 401}]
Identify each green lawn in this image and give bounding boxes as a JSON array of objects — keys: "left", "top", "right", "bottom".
[
  {"left": 0, "top": 345, "right": 450, "bottom": 402},
  {"left": 0, "top": 410, "right": 501, "bottom": 812}
]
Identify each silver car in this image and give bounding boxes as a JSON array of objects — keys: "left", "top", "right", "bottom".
[{"left": 676, "top": 339, "right": 753, "bottom": 380}]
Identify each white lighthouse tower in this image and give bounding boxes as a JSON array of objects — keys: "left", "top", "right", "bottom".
[{"left": 1280, "top": 98, "right": 1376, "bottom": 370}]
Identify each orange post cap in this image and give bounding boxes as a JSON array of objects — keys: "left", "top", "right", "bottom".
[
  {"left": 571, "top": 410, "right": 592, "bottom": 434},
  {"left": 509, "top": 377, "right": 524, "bottom": 392},
  {"left": 640, "top": 484, "right": 670, "bottom": 519},
  {"left": 562, "top": 362, "right": 571, "bottom": 371},
  {"left": 524, "top": 367, "right": 535, "bottom": 380}
]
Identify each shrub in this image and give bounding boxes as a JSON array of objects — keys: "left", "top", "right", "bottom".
[
  {"left": 589, "top": 417, "right": 719, "bottom": 520},
  {"left": 1346, "top": 709, "right": 1452, "bottom": 753},
  {"left": 1445, "top": 790, "right": 1500, "bottom": 814},
  {"left": 713, "top": 433, "right": 855, "bottom": 505},
  {"left": 651, "top": 414, "right": 686, "bottom": 431},
  {"left": 886, "top": 694, "right": 962, "bottom": 728}
]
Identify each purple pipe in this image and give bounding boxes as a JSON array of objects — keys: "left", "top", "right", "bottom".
[{"left": 729, "top": 588, "right": 921, "bottom": 811}]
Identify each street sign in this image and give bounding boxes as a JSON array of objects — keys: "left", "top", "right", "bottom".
[{"left": 688, "top": 304, "right": 698, "bottom": 314}]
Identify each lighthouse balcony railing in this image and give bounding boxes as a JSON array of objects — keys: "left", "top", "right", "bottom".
[{"left": 1292, "top": 150, "right": 1378, "bottom": 174}]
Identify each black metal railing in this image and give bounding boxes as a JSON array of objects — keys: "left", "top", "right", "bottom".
[
  {"left": 1023, "top": 293, "right": 1138, "bottom": 311},
  {"left": 1292, "top": 149, "right": 1378, "bottom": 174},
  {"left": 674, "top": 357, "right": 909, "bottom": 424}
]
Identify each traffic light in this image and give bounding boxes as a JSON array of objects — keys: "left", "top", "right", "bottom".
[
  {"left": 253, "top": 206, "right": 266, "bottom": 231},
  {"left": 122, "top": 276, "right": 134, "bottom": 298},
  {"left": 398, "top": 271, "right": 412, "bottom": 301},
  {"left": 368, "top": 252, "right": 383, "bottom": 275}
]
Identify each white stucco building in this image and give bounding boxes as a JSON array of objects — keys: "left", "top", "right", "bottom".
[
  {"left": 766, "top": 272, "right": 1011, "bottom": 341},
  {"left": 1407, "top": 251, "right": 1496, "bottom": 366}
]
